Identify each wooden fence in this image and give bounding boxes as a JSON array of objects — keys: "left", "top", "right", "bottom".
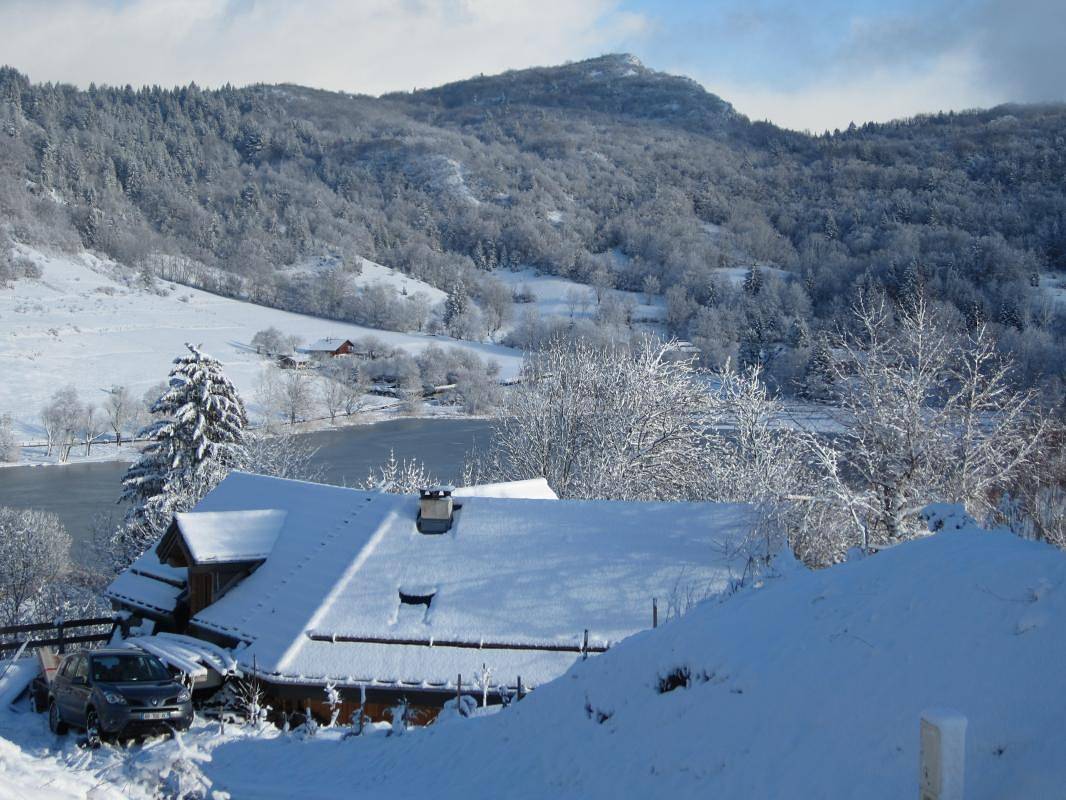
[{"left": 0, "top": 616, "right": 127, "bottom": 657}]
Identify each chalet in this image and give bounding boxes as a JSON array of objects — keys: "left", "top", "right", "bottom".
[
  {"left": 300, "top": 337, "right": 355, "bottom": 358},
  {"left": 106, "top": 472, "right": 753, "bottom": 725}
]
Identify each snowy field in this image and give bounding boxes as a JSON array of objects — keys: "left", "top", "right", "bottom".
[
  {"left": 0, "top": 246, "right": 524, "bottom": 440},
  {"left": 0, "top": 508, "right": 1063, "bottom": 798},
  {"left": 495, "top": 266, "right": 665, "bottom": 324}
]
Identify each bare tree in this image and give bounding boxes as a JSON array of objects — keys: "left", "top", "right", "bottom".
[
  {"left": 103, "top": 384, "right": 134, "bottom": 446},
  {"left": 41, "top": 386, "right": 83, "bottom": 462},
  {"left": 81, "top": 403, "right": 106, "bottom": 456},
  {"left": 258, "top": 365, "right": 315, "bottom": 426},
  {"left": 317, "top": 361, "right": 365, "bottom": 424}
]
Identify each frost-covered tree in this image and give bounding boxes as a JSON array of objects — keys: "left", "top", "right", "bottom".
[
  {"left": 80, "top": 403, "right": 106, "bottom": 456},
  {"left": 121, "top": 344, "right": 248, "bottom": 539},
  {"left": 361, "top": 449, "right": 437, "bottom": 494},
  {"left": 0, "top": 508, "right": 71, "bottom": 626},
  {"left": 807, "top": 296, "right": 1044, "bottom": 549},
  {"left": 443, "top": 279, "right": 470, "bottom": 333},
  {"left": 250, "top": 326, "right": 287, "bottom": 355},
  {"left": 257, "top": 364, "right": 315, "bottom": 426},
  {"left": 483, "top": 336, "right": 712, "bottom": 500},
  {"left": 40, "top": 385, "right": 83, "bottom": 461},
  {"left": 0, "top": 414, "right": 18, "bottom": 462},
  {"left": 102, "top": 385, "right": 134, "bottom": 446}
]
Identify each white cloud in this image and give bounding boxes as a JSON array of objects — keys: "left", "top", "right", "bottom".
[
  {"left": 0, "top": 0, "right": 648, "bottom": 93},
  {"left": 707, "top": 48, "right": 1005, "bottom": 132}
]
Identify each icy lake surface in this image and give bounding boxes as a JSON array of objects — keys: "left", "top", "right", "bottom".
[{"left": 0, "top": 417, "right": 494, "bottom": 559}]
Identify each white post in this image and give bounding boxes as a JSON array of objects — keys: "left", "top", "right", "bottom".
[{"left": 920, "top": 709, "right": 967, "bottom": 800}]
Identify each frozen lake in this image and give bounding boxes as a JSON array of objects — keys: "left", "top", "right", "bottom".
[{"left": 0, "top": 417, "right": 495, "bottom": 561}]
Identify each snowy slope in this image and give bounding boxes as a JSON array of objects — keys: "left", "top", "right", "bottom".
[
  {"left": 196, "top": 520, "right": 1066, "bottom": 799},
  {"left": 0, "top": 246, "right": 522, "bottom": 436},
  {"left": 283, "top": 254, "right": 448, "bottom": 306}
]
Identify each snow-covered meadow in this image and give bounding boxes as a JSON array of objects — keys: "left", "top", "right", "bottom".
[
  {"left": 0, "top": 247, "right": 524, "bottom": 442},
  {"left": 0, "top": 509, "right": 1063, "bottom": 798}
]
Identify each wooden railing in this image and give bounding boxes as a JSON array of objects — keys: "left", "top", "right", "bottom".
[{"left": 0, "top": 616, "right": 127, "bottom": 656}]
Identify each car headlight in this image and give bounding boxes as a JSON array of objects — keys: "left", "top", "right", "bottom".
[
  {"left": 177, "top": 689, "right": 191, "bottom": 703},
  {"left": 102, "top": 691, "right": 127, "bottom": 705}
]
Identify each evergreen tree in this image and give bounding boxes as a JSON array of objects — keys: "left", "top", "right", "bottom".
[
  {"left": 801, "top": 336, "right": 835, "bottom": 400},
  {"left": 743, "top": 265, "right": 764, "bottom": 296},
  {"left": 444, "top": 279, "right": 470, "bottom": 336},
  {"left": 121, "top": 343, "right": 247, "bottom": 539}
]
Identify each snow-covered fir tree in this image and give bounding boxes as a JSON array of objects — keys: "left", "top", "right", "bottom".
[
  {"left": 443, "top": 278, "right": 470, "bottom": 335},
  {"left": 120, "top": 343, "right": 248, "bottom": 545}
]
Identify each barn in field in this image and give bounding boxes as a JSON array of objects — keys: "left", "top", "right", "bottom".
[
  {"left": 105, "top": 472, "right": 754, "bottom": 725},
  {"left": 301, "top": 337, "right": 355, "bottom": 358}
]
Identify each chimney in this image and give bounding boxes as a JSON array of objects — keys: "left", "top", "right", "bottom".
[{"left": 418, "top": 487, "right": 454, "bottom": 533}]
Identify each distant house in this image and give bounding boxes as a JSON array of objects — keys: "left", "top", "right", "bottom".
[
  {"left": 276, "top": 353, "right": 312, "bottom": 370},
  {"left": 106, "top": 472, "right": 753, "bottom": 725},
  {"left": 300, "top": 338, "right": 355, "bottom": 358}
]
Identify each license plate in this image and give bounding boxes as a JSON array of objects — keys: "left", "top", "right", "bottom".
[{"left": 140, "top": 712, "right": 168, "bottom": 720}]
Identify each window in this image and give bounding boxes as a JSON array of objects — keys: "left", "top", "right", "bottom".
[
  {"left": 91, "top": 654, "right": 170, "bottom": 683},
  {"left": 399, "top": 590, "right": 435, "bottom": 608},
  {"left": 72, "top": 656, "right": 88, "bottom": 682}
]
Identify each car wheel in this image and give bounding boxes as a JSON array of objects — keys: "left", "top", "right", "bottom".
[
  {"left": 85, "top": 708, "right": 102, "bottom": 749},
  {"left": 48, "top": 701, "right": 68, "bottom": 735}
]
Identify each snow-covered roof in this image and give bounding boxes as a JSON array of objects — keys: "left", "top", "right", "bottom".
[
  {"left": 174, "top": 509, "right": 287, "bottom": 564},
  {"left": 301, "top": 337, "right": 352, "bottom": 353},
  {"left": 104, "top": 547, "right": 187, "bottom": 618},
  {"left": 170, "top": 471, "right": 753, "bottom": 690},
  {"left": 453, "top": 477, "right": 558, "bottom": 500}
]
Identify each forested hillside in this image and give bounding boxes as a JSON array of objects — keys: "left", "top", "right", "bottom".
[{"left": 2, "top": 54, "right": 1064, "bottom": 395}]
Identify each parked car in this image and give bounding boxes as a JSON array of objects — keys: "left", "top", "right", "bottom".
[{"left": 47, "top": 648, "right": 193, "bottom": 745}]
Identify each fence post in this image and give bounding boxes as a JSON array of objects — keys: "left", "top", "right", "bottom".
[
  {"left": 919, "top": 709, "right": 967, "bottom": 800},
  {"left": 56, "top": 619, "right": 65, "bottom": 655},
  {"left": 456, "top": 673, "right": 462, "bottom": 709},
  {"left": 582, "top": 629, "right": 589, "bottom": 660},
  {"left": 516, "top": 675, "right": 524, "bottom": 701},
  {"left": 653, "top": 598, "right": 658, "bottom": 629}
]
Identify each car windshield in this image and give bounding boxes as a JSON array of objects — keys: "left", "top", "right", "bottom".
[{"left": 90, "top": 654, "right": 170, "bottom": 683}]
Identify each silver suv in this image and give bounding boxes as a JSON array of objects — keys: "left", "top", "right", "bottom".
[{"left": 48, "top": 649, "right": 192, "bottom": 745}]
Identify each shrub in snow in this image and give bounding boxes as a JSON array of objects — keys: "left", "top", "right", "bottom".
[
  {"left": 388, "top": 700, "right": 410, "bottom": 736},
  {"left": 324, "top": 681, "right": 342, "bottom": 727}
]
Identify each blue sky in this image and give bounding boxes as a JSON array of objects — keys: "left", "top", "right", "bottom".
[{"left": 0, "top": 0, "right": 1062, "bottom": 131}]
